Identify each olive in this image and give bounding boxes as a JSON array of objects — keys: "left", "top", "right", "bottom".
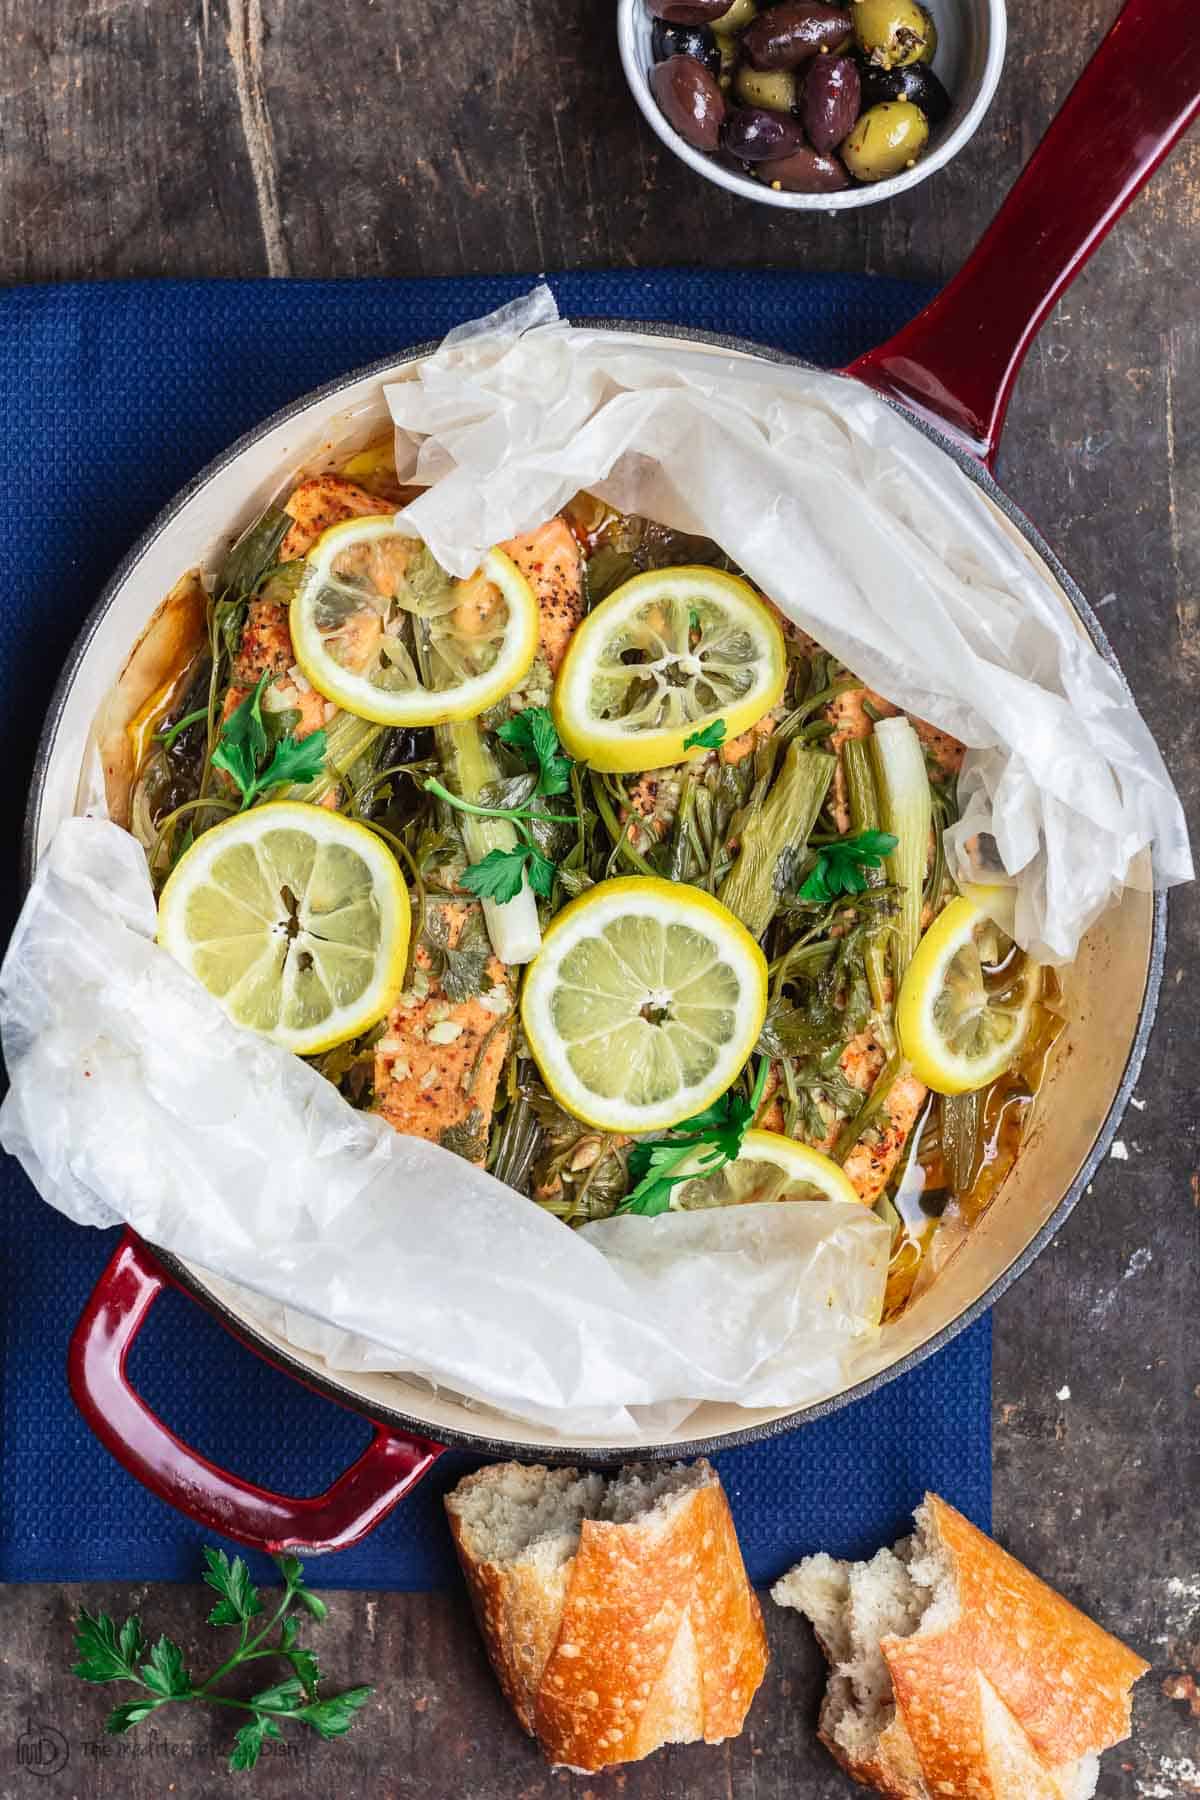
[
  {"left": 841, "top": 99, "right": 929, "bottom": 179},
  {"left": 722, "top": 104, "right": 805, "bottom": 161},
  {"left": 916, "top": 5, "right": 937, "bottom": 61},
  {"left": 735, "top": 63, "right": 798, "bottom": 111},
  {"left": 651, "top": 18, "right": 722, "bottom": 78},
  {"left": 851, "top": 0, "right": 935, "bottom": 69},
  {"left": 860, "top": 59, "right": 950, "bottom": 125},
  {"left": 742, "top": 3, "right": 853, "bottom": 70},
  {"left": 802, "top": 54, "right": 861, "bottom": 150},
  {"left": 714, "top": 30, "right": 739, "bottom": 86},
  {"left": 650, "top": 54, "right": 726, "bottom": 151},
  {"left": 649, "top": 0, "right": 732, "bottom": 22},
  {"left": 711, "top": 0, "right": 758, "bottom": 29},
  {"left": 756, "top": 145, "right": 850, "bottom": 192}
]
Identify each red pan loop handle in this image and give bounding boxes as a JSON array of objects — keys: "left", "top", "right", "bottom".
[
  {"left": 848, "top": 0, "right": 1200, "bottom": 466},
  {"left": 69, "top": 1231, "right": 444, "bottom": 1555}
]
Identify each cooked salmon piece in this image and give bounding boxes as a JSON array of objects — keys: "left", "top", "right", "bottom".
[
  {"left": 223, "top": 596, "right": 328, "bottom": 739},
  {"left": 374, "top": 902, "right": 512, "bottom": 1164},
  {"left": 721, "top": 711, "right": 776, "bottom": 765},
  {"left": 503, "top": 518, "right": 585, "bottom": 674},
  {"left": 826, "top": 688, "right": 965, "bottom": 831},
  {"left": 278, "top": 474, "right": 394, "bottom": 560}
]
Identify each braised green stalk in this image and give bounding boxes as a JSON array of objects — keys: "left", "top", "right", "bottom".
[
  {"left": 868, "top": 716, "right": 932, "bottom": 991},
  {"left": 718, "top": 744, "right": 835, "bottom": 939},
  {"left": 436, "top": 717, "right": 542, "bottom": 964},
  {"left": 843, "top": 737, "right": 894, "bottom": 1049}
]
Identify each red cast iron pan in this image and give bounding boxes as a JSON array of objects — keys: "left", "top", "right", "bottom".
[{"left": 62, "top": 0, "right": 1199, "bottom": 1555}]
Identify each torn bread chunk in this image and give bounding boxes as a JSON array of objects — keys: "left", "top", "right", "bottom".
[
  {"left": 772, "top": 1494, "right": 1148, "bottom": 1800},
  {"left": 446, "top": 1459, "right": 767, "bottom": 1773}
]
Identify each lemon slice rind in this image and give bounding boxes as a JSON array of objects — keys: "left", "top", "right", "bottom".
[
  {"left": 897, "top": 896, "right": 1037, "bottom": 1095},
  {"left": 157, "top": 801, "right": 410, "bottom": 1057},
  {"left": 520, "top": 875, "right": 768, "bottom": 1133},
  {"left": 291, "top": 519, "right": 538, "bottom": 726},
  {"left": 670, "top": 1127, "right": 862, "bottom": 1209},
  {"left": 553, "top": 565, "right": 787, "bottom": 774}
]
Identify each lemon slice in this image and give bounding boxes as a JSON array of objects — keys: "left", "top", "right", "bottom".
[
  {"left": 897, "top": 896, "right": 1038, "bottom": 1095},
  {"left": 520, "top": 875, "right": 767, "bottom": 1133},
  {"left": 291, "top": 517, "right": 538, "bottom": 726},
  {"left": 552, "top": 566, "right": 787, "bottom": 773},
  {"left": 157, "top": 801, "right": 410, "bottom": 1056},
  {"left": 670, "top": 1128, "right": 861, "bottom": 1209}
]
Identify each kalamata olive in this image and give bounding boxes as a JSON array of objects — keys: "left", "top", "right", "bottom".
[
  {"left": 649, "top": 0, "right": 732, "bottom": 22},
  {"left": 711, "top": 0, "right": 758, "bottom": 28},
  {"left": 735, "top": 63, "right": 797, "bottom": 111},
  {"left": 860, "top": 59, "right": 950, "bottom": 125},
  {"left": 742, "top": 3, "right": 853, "bottom": 70},
  {"left": 756, "top": 145, "right": 850, "bottom": 192},
  {"left": 722, "top": 105, "right": 805, "bottom": 161},
  {"left": 851, "top": 0, "right": 934, "bottom": 68},
  {"left": 802, "top": 54, "right": 861, "bottom": 150},
  {"left": 841, "top": 99, "right": 929, "bottom": 179},
  {"left": 651, "top": 18, "right": 722, "bottom": 77},
  {"left": 650, "top": 54, "right": 726, "bottom": 151}
]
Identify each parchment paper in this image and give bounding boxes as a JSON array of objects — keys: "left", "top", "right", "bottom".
[{"left": 387, "top": 287, "right": 1191, "bottom": 962}]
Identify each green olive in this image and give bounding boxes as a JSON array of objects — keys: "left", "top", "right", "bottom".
[
  {"left": 916, "top": 5, "right": 937, "bottom": 62},
  {"left": 841, "top": 100, "right": 929, "bottom": 180},
  {"left": 852, "top": 0, "right": 934, "bottom": 69},
  {"left": 735, "top": 62, "right": 797, "bottom": 110},
  {"left": 712, "top": 0, "right": 757, "bottom": 30},
  {"left": 714, "top": 30, "right": 739, "bottom": 86}
]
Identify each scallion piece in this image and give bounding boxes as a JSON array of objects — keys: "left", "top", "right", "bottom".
[
  {"left": 718, "top": 743, "right": 835, "bottom": 940},
  {"left": 869, "top": 716, "right": 932, "bottom": 990},
  {"left": 843, "top": 736, "right": 893, "bottom": 1048}
]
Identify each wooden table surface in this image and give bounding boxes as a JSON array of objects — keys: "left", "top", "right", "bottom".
[{"left": 1, "top": 1, "right": 1197, "bottom": 1795}]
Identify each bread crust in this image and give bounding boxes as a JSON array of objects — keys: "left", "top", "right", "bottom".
[{"left": 447, "top": 1461, "right": 768, "bottom": 1772}]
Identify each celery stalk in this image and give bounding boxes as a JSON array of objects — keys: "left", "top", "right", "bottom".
[
  {"left": 869, "top": 716, "right": 932, "bottom": 989},
  {"left": 718, "top": 743, "right": 835, "bottom": 939},
  {"left": 436, "top": 717, "right": 542, "bottom": 965},
  {"left": 282, "top": 711, "right": 381, "bottom": 806},
  {"left": 843, "top": 737, "right": 893, "bottom": 1047}
]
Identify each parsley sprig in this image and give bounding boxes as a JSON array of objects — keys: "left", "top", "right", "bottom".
[
  {"left": 798, "top": 829, "right": 898, "bottom": 903},
  {"left": 432, "top": 707, "right": 578, "bottom": 906},
  {"left": 617, "top": 1060, "right": 770, "bottom": 1217},
  {"left": 682, "top": 718, "right": 726, "bottom": 753},
  {"left": 211, "top": 672, "right": 327, "bottom": 809},
  {"left": 72, "top": 1548, "right": 372, "bottom": 1773}
]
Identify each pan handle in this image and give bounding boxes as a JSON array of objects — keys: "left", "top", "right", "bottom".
[
  {"left": 69, "top": 1231, "right": 444, "bottom": 1556},
  {"left": 847, "top": 0, "right": 1200, "bottom": 465}
]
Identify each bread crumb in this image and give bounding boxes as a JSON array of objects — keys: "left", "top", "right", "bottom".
[
  {"left": 1056, "top": 1385, "right": 1071, "bottom": 1401},
  {"left": 1110, "top": 1139, "right": 1129, "bottom": 1160}
]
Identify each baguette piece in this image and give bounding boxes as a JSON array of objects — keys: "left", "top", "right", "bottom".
[
  {"left": 445, "top": 1459, "right": 768, "bottom": 1772},
  {"left": 773, "top": 1493, "right": 1149, "bottom": 1800}
]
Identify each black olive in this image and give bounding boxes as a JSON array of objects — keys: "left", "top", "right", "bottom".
[
  {"left": 651, "top": 19, "right": 722, "bottom": 79},
  {"left": 722, "top": 104, "right": 804, "bottom": 161},
  {"left": 859, "top": 59, "right": 951, "bottom": 126}
]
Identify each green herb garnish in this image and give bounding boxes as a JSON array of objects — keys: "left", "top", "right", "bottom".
[
  {"left": 459, "top": 842, "right": 556, "bottom": 904},
  {"left": 683, "top": 719, "right": 726, "bottom": 753},
  {"left": 496, "top": 706, "right": 573, "bottom": 797},
  {"left": 72, "top": 1549, "right": 373, "bottom": 1773},
  {"left": 212, "top": 673, "right": 327, "bottom": 809},
  {"left": 798, "top": 830, "right": 899, "bottom": 903},
  {"left": 617, "top": 1060, "right": 770, "bottom": 1217}
]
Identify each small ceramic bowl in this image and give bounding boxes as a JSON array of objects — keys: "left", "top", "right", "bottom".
[{"left": 617, "top": 0, "right": 1007, "bottom": 211}]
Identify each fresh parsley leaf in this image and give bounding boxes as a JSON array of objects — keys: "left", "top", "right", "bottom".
[
  {"left": 257, "top": 729, "right": 327, "bottom": 794},
  {"left": 295, "top": 1687, "right": 374, "bottom": 1740},
  {"left": 203, "top": 1548, "right": 263, "bottom": 1629},
  {"left": 683, "top": 719, "right": 726, "bottom": 752},
  {"left": 618, "top": 1062, "right": 768, "bottom": 1215},
  {"left": 72, "top": 1544, "right": 373, "bottom": 1774},
  {"left": 72, "top": 1610, "right": 143, "bottom": 1683},
  {"left": 106, "top": 1698, "right": 163, "bottom": 1735},
  {"left": 460, "top": 842, "right": 555, "bottom": 905},
  {"left": 497, "top": 706, "right": 573, "bottom": 797},
  {"left": 229, "top": 1717, "right": 283, "bottom": 1771},
  {"left": 212, "top": 672, "right": 327, "bottom": 808},
  {"left": 140, "top": 1635, "right": 192, "bottom": 1699},
  {"left": 798, "top": 830, "right": 898, "bottom": 903}
]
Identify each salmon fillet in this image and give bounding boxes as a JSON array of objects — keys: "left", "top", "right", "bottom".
[
  {"left": 278, "top": 474, "right": 394, "bottom": 560},
  {"left": 374, "top": 902, "right": 513, "bottom": 1164},
  {"left": 222, "top": 597, "right": 328, "bottom": 740},
  {"left": 503, "top": 518, "right": 585, "bottom": 674}
]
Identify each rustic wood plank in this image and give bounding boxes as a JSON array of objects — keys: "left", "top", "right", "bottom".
[{"left": 0, "top": 0, "right": 1197, "bottom": 1794}]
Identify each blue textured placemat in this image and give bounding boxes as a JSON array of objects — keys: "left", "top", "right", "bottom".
[{"left": 0, "top": 271, "right": 990, "bottom": 1589}]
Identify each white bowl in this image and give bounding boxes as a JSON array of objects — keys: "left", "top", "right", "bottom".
[{"left": 617, "top": 0, "right": 1007, "bottom": 210}]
